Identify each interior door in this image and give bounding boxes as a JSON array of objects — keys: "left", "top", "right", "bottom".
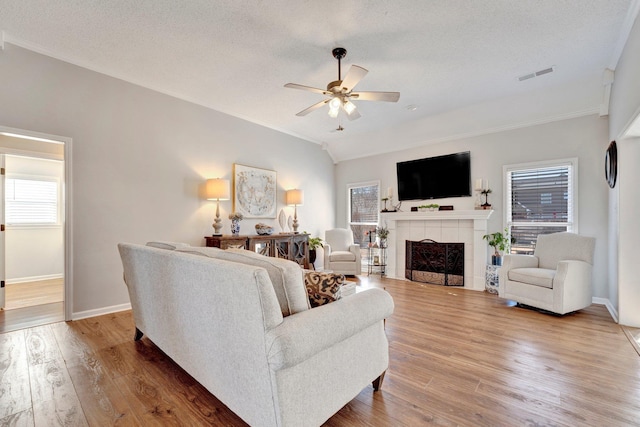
[{"left": 1, "top": 154, "right": 5, "bottom": 309}]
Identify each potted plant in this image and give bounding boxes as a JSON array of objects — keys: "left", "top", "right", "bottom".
[
  {"left": 376, "top": 225, "right": 390, "bottom": 248},
  {"left": 482, "top": 227, "right": 515, "bottom": 266},
  {"left": 305, "top": 233, "right": 324, "bottom": 268}
]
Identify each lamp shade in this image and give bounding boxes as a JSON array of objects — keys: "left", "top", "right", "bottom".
[
  {"left": 286, "top": 189, "right": 304, "bottom": 206},
  {"left": 205, "top": 178, "right": 230, "bottom": 200}
]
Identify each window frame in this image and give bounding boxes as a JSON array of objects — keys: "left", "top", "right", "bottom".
[
  {"left": 347, "top": 180, "right": 380, "bottom": 244},
  {"left": 5, "top": 173, "right": 62, "bottom": 228},
  {"left": 503, "top": 157, "right": 578, "bottom": 254}
]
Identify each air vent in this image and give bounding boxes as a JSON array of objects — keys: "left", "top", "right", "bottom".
[{"left": 518, "top": 66, "right": 555, "bottom": 82}]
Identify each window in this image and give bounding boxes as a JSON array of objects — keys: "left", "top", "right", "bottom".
[
  {"left": 347, "top": 182, "right": 379, "bottom": 246},
  {"left": 5, "top": 177, "right": 60, "bottom": 225},
  {"left": 504, "top": 159, "right": 577, "bottom": 254}
]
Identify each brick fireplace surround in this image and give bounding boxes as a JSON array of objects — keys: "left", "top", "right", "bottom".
[{"left": 380, "top": 210, "right": 493, "bottom": 291}]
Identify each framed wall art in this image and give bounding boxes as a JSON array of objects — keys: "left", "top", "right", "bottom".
[{"left": 233, "top": 164, "right": 277, "bottom": 218}]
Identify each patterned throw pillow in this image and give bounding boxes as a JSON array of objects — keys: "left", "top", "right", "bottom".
[{"left": 304, "top": 270, "right": 346, "bottom": 307}]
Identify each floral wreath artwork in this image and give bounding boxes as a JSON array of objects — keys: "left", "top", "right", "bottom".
[{"left": 233, "top": 164, "right": 277, "bottom": 218}]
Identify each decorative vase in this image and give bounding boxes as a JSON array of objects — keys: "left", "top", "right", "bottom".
[
  {"left": 491, "top": 254, "right": 502, "bottom": 266},
  {"left": 231, "top": 219, "right": 240, "bottom": 235}
]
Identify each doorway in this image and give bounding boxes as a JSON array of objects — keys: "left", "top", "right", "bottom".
[{"left": 0, "top": 127, "right": 72, "bottom": 332}]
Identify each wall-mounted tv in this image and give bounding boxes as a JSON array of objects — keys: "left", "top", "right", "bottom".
[{"left": 397, "top": 151, "right": 471, "bottom": 201}]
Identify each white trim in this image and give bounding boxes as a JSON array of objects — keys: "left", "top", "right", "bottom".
[
  {"left": 503, "top": 157, "right": 579, "bottom": 235},
  {"left": 346, "top": 180, "right": 381, "bottom": 227},
  {"left": 592, "top": 297, "right": 619, "bottom": 323},
  {"left": 0, "top": 125, "right": 73, "bottom": 322},
  {"left": 72, "top": 303, "right": 132, "bottom": 321},
  {"left": 6, "top": 273, "right": 63, "bottom": 285}
]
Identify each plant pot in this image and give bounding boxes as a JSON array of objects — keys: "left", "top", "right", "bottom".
[
  {"left": 491, "top": 255, "right": 502, "bottom": 266},
  {"left": 309, "top": 249, "right": 317, "bottom": 265}
]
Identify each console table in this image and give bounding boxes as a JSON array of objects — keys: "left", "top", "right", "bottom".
[{"left": 205, "top": 233, "right": 309, "bottom": 269}]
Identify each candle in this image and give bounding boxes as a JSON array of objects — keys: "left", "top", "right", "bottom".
[
  {"left": 474, "top": 178, "right": 483, "bottom": 191},
  {"left": 484, "top": 179, "right": 490, "bottom": 190},
  {"left": 387, "top": 187, "right": 393, "bottom": 198}
]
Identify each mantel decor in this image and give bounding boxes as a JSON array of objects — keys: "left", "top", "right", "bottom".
[{"left": 233, "top": 164, "right": 277, "bottom": 218}]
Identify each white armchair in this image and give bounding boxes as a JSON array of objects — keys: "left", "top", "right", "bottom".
[
  {"left": 324, "top": 228, "right": 362, "bottom": 275},
  {"left": 499, "top": 232, "right": 596, "bottom": 314}
]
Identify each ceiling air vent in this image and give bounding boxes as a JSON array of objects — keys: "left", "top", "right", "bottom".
[{"left": 518, "top": 66, "right": 555, "bottom": 82}]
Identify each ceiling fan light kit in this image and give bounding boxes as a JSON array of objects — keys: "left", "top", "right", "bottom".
[{"left": 284, "top": 47, "right": 400, "bottom": 124}]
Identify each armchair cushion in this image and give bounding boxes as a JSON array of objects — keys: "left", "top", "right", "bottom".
[
  {"left": 329, "top": 250, "right": 356, "bottom": 262},
  {"left": 508, "top": 268, "right": 555, "bottom": 288},
  {"left": 304, "top": 270, "right": 345, "bottom": 307}
]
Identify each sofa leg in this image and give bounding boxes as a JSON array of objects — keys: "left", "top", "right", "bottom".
[
  {"left": 372, "top": 371, "right": 386, "bottom": 391},
  {"left": 134, "top": 327, "right": 144, "bottom": 341}
]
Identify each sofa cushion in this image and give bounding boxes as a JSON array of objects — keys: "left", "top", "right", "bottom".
[
  {"left": 304, "top": 270, "right": 345, "bottom": 307},
  {"left": 508, "top": 267, "right": 556, "bottom": 289},
  {"left": 176, "top": 247, "right": 310, "bottom": 316},
  {"left": 329, "top": 251, "right": 356, "bottom": 262}
]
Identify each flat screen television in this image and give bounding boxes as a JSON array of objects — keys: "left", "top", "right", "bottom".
[{"left": 397, "top": 151, "right": 471, "bottom": 201}]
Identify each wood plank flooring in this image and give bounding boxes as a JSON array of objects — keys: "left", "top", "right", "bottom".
[
  {"left": 4, "top": 278, "right": 64, "bottom": 310},
  {"left": 1, "top": 276, "right": 639, "bottom": 426}
]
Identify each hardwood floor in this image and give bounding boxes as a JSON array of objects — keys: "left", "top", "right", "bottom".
[
  {"left": 1, "top": 278, "right": 65, "bottom": 333},
  {"left": 4, "top": 278, "right": 64, "bottom": 310},
  {"left": 1, "top": 276, "right": 639, "bottom": 426}
]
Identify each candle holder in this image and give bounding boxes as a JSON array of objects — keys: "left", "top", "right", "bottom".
[
  {"left": 480, "top": 188, "right": 492, "bottom": 210},
  {"left": 381, "top": 197, "right": 389, "bottom": 212}
]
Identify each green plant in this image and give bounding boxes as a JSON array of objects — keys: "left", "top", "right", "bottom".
[
  {"left": 483, "top": 227, "right": 515, "bottom": 256},
  {"left": 376, "top": 225, "right": 390, "bottom": 240},
  {"left": 305, "top": 234, "right": 324, "bottom": 250}
]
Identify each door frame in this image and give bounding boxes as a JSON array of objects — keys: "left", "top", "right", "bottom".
[{"left": 0, "top": 125, "right": 73, "bottom": 321}]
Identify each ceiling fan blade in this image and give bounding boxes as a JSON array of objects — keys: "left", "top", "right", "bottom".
[
  {"left": 340, "top": 65, "right": 368, "bottom": 91},
  {"left": 346, "top": 108, "right": 361, "bottom": 121},
  {"left": 284, "top": 83, "right": 328, "bottom": 95},
  {"left": 351, "top": 91, "right": 400, "bottom": 102},
  {"left": 295, "top": 99, "right": 330, "bottom": 116}
]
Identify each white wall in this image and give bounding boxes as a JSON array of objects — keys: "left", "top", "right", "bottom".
[
  {"left": 336, "top": 114, "right": 610, "bottom": 299},
  {"left": 4, "top": 155, "right": 64, "bottom": 282},
  {"left": 0, "top": 44, "right": 335, "bottom": 316},
  {"left": 608, "top": 12, "right": 640, "bottom": 326}
]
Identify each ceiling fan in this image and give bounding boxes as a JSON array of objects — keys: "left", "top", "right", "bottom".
[{"left": 284, "top": 47, "right": 400, "bottom": 121}]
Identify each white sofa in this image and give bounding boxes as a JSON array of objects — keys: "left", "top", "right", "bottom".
[
  {"left": 323, "top": 228, "right": 362, "bottom": 275},
  {"left": 499, "top": 232, "right": 596, "bottom": 314},
  {"left": 118, "top": 242, "right": 394, "bottom": 427}
]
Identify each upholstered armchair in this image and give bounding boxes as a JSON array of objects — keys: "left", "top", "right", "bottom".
[
  {"left": 324, "top": 228, "right": 362, "bottom": 275},
  {"left": 499, "top": 232, "right": 596, "bottom": 314}
]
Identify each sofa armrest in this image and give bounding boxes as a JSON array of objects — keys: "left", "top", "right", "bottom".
[
  {"left": 265, "top": 288, "right": 393, "bottom": 370},
  {"left": 348, "top": 244, "right": 360, "bottom": 255}
]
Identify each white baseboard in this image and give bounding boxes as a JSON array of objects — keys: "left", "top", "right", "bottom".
[
  {"left": 72, "top": 302, "right": 132, "bottom": 321},
  {"left": 6, "top": 274, "right": 64, "bottom": 285},
  {"left": 592, "top": 297, "right": 619, "bottom": 323}
]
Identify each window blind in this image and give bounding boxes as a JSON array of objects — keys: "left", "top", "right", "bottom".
[
  {"left": 348, "top": 184, "right": 379, "bottom": 245},
  {"left": 506, "top": 162, "right": 574, "bottom": 254},
  {"left": 5, "top": 178, "right": 59, "bottom": 225}
]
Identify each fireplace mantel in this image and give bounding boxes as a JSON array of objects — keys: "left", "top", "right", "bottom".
[{"left": 380, "top": 210, "right": 493, "bottom": 290}]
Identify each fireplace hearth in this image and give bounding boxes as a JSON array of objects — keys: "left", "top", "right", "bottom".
[{"left": 405, "top": 239, "right": 464, "bottom": 286}]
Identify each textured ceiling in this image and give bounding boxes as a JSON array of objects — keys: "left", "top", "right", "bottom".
[{"left": 0, "top": 1, "right": 637, "bottom": 162}]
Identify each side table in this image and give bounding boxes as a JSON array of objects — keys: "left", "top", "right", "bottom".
[
  {"left": 368, "top": 245, "right": 387, "bottom": 277},
  {"left": 485, "top": 264, "right": 500, "bottom": 294}
]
